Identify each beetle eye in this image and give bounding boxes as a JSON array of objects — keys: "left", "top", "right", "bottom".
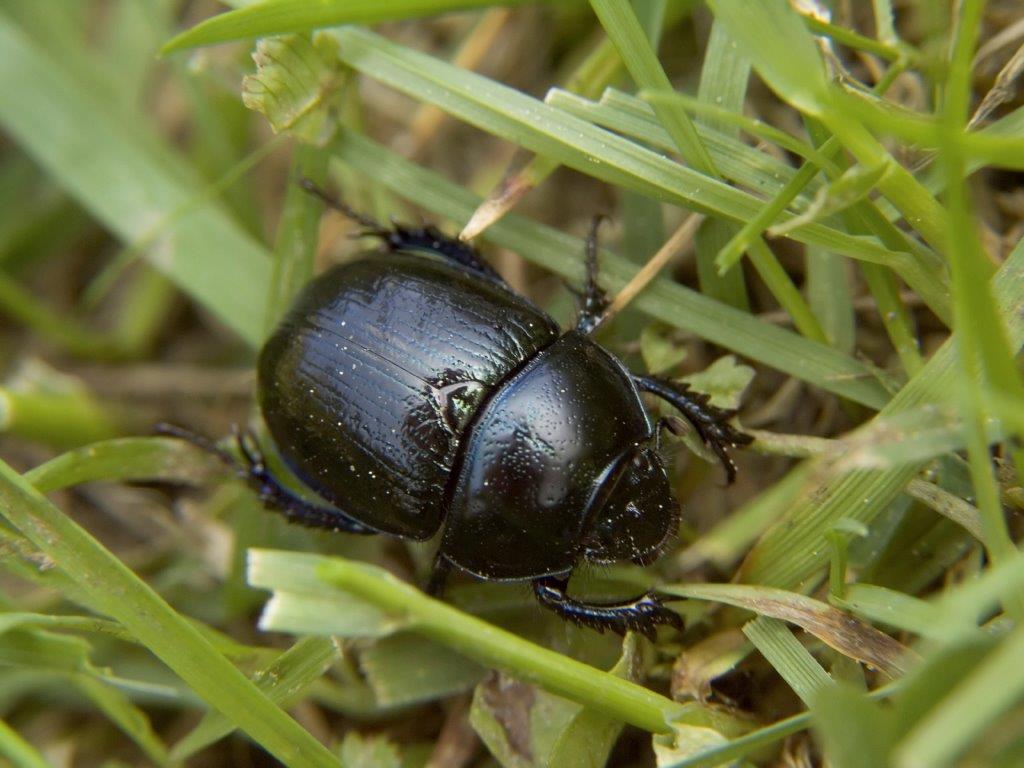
[{"left": 583, "top": 448, "right": 680, "bottom": 565}]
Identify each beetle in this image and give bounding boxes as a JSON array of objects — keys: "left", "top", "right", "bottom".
[{"left": 166, "top": 181, "right": 752, "bottom": 639}]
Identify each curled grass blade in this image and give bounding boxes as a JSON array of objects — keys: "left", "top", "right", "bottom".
[{"left": 663, "top": 583, "right": 915, "bottom": 677}]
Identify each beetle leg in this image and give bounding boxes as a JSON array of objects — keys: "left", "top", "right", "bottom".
[
  {"left": 425, "top": 555, "right": 452, "bottom": 597},
  {"left": 532, "top": 575, "right": 683, "bottom": 641},
  {"left": 299, "top": 178, "right": 506, "bottom": 284},
  {"left": 633, "top": 376, "right": 754, "bottom": 484},
  {"left": 156, "top": 423, "right": 376, "bottom": 535},
  {"left": 573, "top": 215, "right": 611, "bottom": 335}
]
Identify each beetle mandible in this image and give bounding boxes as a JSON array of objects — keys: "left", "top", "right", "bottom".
[{"left": 167, "top": 181, "right": 752, "bottom": 639}]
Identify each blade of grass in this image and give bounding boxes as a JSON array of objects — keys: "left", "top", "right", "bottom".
[
  {"left": 663, "top": 582, "right": 914, "bottom": 677},
  {"left": 894, "top": 624, "right": 1024, "bottom": 768},
  {"left": 802, "top": 115, "right": 926, "bottom": 373},
  {"left": 831, "top": 584, "right": 954, "bottom": 641},
  {"left": 807, "top": 248, "right": 855, "bottom": 352},
  {"left": 589, "top": 0, "right": 716, "bottom": 174},
  {"left": 937, "top": 0, "right": 1024, "bottom": 598},
  {"left": 0, "top": 461, "right": 342, "bottom": 768},
  {"left": 461, "top": 1, "right": 698, "bottom": 240},
  {"left": 737, "top": 231, "right": 1024, "bottom": 589},
  {"left": 330, "top": 27, "right": 908, "bottom": 269},
  {"left": 707, "top": 0, "right": 948, "bottom": 254},
  {"left": 265, "top": 144, "right": 329, "bottom": 334},
  {"left": 162, "top": 0, "right": 542, "bottom": 54},
  {"left": 254, "top": 550, "right": 687, "bottom": 734},
  {"left": 590, "top": 0, "right": 822, "bottom": 338},
  {"left": 743, "top": 617, "right": 833, "bottom": 706},
  {"left": 25, "top": 437, "right": 220, "bottom": 493},
  {"left": 547, "top": 88, "right": 823, "bottom": 203},
  {"left": 0, "top": 14, "right": 270, "bottom": 347},
  {"left": 0, "top": 719, "right": 51, "bottom": 768},
  {"left": 635, "top": 87, "right": 952, "bottom": 328},
  {"left": 331, "top": 128, "right": 893, "bottom": 408},
  {"left": 810, "top": 685, "right": 894, "bottom": 768},
  {"left": 171, "top": 636, "right": 339, "bottom": 760},
  {"left": 661, "top": 680, "right": 905, "bottom": 768},
  {"left": 564, "top": 87, "right": 952, "bottom": 326},
  {"left": 0, "top": 388, "right": 121, "bottom": 450},
  {"left": 692, "top": 21, "right": 751, "bottom": 309}
]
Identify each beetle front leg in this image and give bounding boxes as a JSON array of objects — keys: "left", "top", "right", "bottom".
[
  {"left": 633, "top": 376, "right": 754, "bottom": 483},
  {"left": 572, "top": 215, "right": 612, "bottom": 335},
  {"left": 156, "top": 424, "right": 376, "bottom": 535},
  {"left": 532, "top": 575, "right": 683, "bottom": 641}
]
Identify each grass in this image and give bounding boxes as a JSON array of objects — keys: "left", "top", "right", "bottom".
[{"left": 1, "top": 1, "right": 1023, "bottom": 766}]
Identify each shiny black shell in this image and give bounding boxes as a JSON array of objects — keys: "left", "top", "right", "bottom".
[
  {"left": 443, "top": 331, "right": 654, "bottom": 579},
  {"left": 258, "top": 251, "right": 559, "bottom": 540},
  {"left": 258, "top": 248, "right": 678, "bottom": 582}
]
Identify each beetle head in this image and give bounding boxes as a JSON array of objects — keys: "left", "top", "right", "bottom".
[{"left": 582, "top": 447, "right": 680, "bottom": 566}]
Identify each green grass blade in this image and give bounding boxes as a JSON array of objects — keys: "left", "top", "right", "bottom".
[
  {"left": 589, "top": 0, "right": 716, "bottom": 174},
  {"left": 894, "top": 625, "right": 1024, "bottom": 768},
  {"left": 736, "top": 235, "right": 1024, "bottom": 588},
  {"left": 0, "top": 387, "right": 120, "bottom": 450},
  {"left": 706, "top": 0, "right": 948, "bottom": 253},
  {"left": 545, "top": 88, "right": 821, "bottom": 205},
  {"left": 252, "top": 549, "right": 685, "bottom": 733},
  {"left": 171, "top": 636, "right": 339, "bottom": 760},
  {"left": 811, "top": 685, "right": 894, "bottom": 768},
  {"left": 331, "top": 129, "right": 892, "bottom": 408},
  {"left": 162, "top": 0, "right": 541, "bottom": 54},
  {"left": 0, "top": 14, "right": 270, "bottom": 347},
  {"left": 705, "top": 0, "right": 829, "bottom": 116},
  {"left": 692, "top": 21, "right": 750, "bottom": 309},
  {"left": 250, "top": 550, "right": 399, "bottom": 637},
  {"left": 25, "top": 437, "right": 219, "bottom": 493},
  {"left": 0, "top": 461, "right": 342, "bottom": 768},
  {"left": 743, "top": 617, "right": 833, "bottom": 706},
  {"left": 0, "top": 719, "right": 52, "bottom": 768},
  {"left": 265, "top": 144, "right": 329, "bottom": 334},
  {"left": 588, "top": 1, "right": 825, "bottom": 338},
  {"left": 832, "top": 584, "right": 953, "bottom": 641},
  {"left": 807, "top": 248, "right": 855, "bottom": 352},
  {"left": 936, "top": 0, "right": 1024, "bottom": 597},
  {"left": 330, "top": 27, "right": 904, "bottom": 268}
]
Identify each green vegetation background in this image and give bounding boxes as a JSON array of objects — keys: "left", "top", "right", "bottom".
[{"left": 1, "top": 1, "right": 1023, "bottom": 766}]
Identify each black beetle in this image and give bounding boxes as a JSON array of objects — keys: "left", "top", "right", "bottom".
[{"left": 167, "top": 181, "right": 751, "bottom": 639}]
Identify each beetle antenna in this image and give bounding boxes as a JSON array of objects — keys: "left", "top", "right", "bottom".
[{"left": 298, "top": 177, "right": 390, "bottom": 236}]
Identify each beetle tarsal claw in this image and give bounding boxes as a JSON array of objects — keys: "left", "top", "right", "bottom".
[
  {"left": 532, "top": 577, "right": 683, "bottom": 638},
  {"left": 635, "top": 376, "right": 754, "bottom": 484}
]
